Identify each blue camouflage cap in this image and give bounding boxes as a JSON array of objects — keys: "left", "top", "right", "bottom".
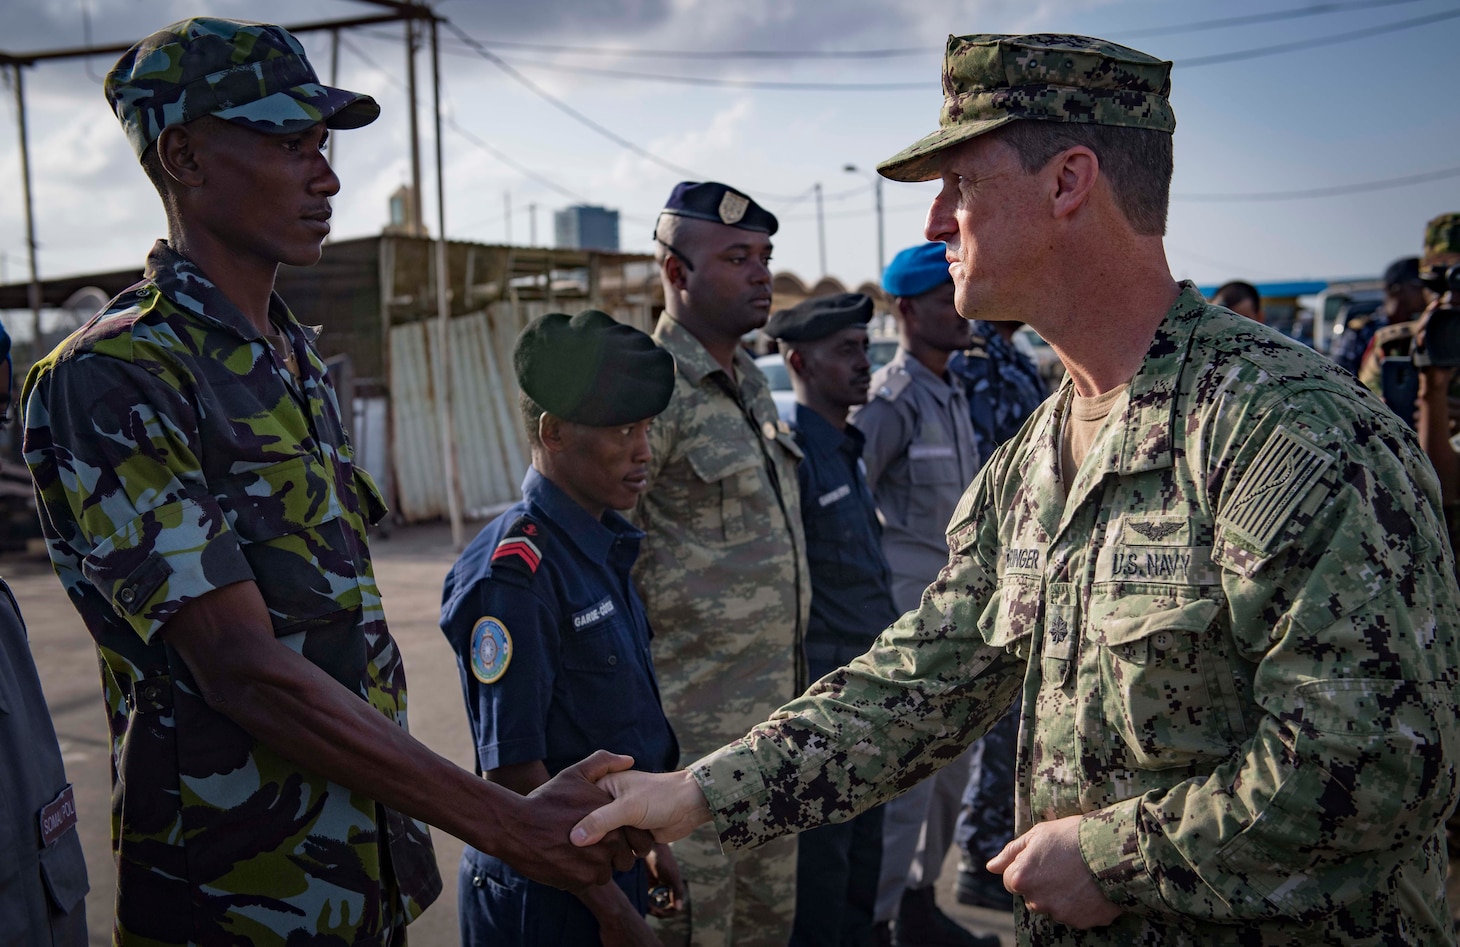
[
  {"left": 882, "top": 242, "right": 952, "bottom": 298},
  {"left": 105, "top": 17, "right": 380, "bottom": 159}
]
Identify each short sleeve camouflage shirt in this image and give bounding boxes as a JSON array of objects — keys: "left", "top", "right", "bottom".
[
  {"left": 692, "top": 284, "right": 1460, "bottom": 946},
  {"left": 22, "top": 241, "right": 440, "bottom": 945}
]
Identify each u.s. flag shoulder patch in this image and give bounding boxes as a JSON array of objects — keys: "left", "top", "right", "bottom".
[
  {"left": 1223, "top": 425, "right": 1333, "bottom": 550},
  {"left": 491, "top": 516, "right": 543, "bottom": 575}
]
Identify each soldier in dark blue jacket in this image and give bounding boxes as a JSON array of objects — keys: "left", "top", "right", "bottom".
[
  {"left": 769, "top": 294, "right": 904, "bottom": 947},
  {"left": 441, "top": 310, "right": 682, "bottom": 946}
]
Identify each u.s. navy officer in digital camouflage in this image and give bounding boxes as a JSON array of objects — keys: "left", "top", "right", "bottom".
[
  {"left": 441, "top": 310, "right": 683, "bottom": 946},
  {"left": 22, "top": 18, "right": 646, "bottom": 945},
  {"left": 636, "top": 181, "right": 810, "bottom": 946},
  {"left": 573, "top": 33, "right": 1460, "bottom": 946}
]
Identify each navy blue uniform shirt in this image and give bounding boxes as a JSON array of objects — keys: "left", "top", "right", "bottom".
[
  {"left": 792, "top": 403, "right": 900, "bottom": 679},
  {"left": 440, "top": 467, "right": 677, "bottom": 778},
  {"left": 441, "top": 468, "right": 678, "bottom": 945}
]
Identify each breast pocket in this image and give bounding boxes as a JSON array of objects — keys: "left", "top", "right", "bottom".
[
  {"left": 213, "top": 454, "right": 361, "bottom": 634},
  {"left": 560, "top": 621, "right": 630, "bottom": 745},
  {"left": 685, "top": 444, "right": 764, "bottom": 544},
  {"left": 1088, "top": 584, "right": 1243, "bottom": 770}
]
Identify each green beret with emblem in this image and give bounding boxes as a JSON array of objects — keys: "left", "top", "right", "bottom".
[
  {"left": 878, "top": 33, "right": 1175, "bottom": 183},
  {"left": 105, "top": 17, "right": 380, "bottom": 159}
]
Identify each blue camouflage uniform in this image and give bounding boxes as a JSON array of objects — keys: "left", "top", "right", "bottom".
[
  {"left": 440, "top": 468, "right": 678, "bottom": 945},
  {"left": 23, "top": 242, "right": 440, "bottom": 945},
  {"left": 949, "top": 322, "right": 1048, "bottom": 464},
  {"left": 948, "top": 324, "right": 1048, "bottom": 882}
]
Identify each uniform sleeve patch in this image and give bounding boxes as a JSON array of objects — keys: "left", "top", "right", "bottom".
[
  {"left": 470, "top": 616, "right": 513, "bottom": 683},
  {"left": 1222, "top": 425, "right": 1333, "bottom": 551},
  {"left": 491, "top": 516, "right": 543, "bottom": 574}
]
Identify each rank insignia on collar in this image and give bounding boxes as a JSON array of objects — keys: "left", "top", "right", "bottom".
[{"left": 470, "top": 616, "right": 512, "bottom": 683}]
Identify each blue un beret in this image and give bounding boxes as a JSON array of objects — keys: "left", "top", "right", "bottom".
[
  {"left": 658, "top": 181, "right": 778, "bottom": 235},
  {"left": 765, "top": 293, "right": 873, "bottom": 343},
  {"left": 882, "top": 242, "right": 952, "bottom": 298},
  {"left": 514, "top": 310, "right": 675, "bottom": 427}
]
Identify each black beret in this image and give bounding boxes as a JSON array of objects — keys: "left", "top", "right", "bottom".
[
  {"left": 765, "top": 293, "right": 873, "bottom": 343},
  {"left": 1383, "top": 256, "right": 1421, "bottom": 287},
  {"left": 514, "top": 310, "right": 675, "bottom": 427},
  {"left": 658, "top": 181, "right": 778, "bottom": 235}
]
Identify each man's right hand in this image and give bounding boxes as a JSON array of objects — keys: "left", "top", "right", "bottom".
[
  {"left": 489, "top": 750, "right": 646, "bottom": 889},
  {"left": 570, "top": 768, "right": 713, "bottom": 847}
]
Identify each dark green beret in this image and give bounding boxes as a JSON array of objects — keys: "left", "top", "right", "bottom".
[
  {"left": 765, "top": 293, "right": 873, "bottom": 343},
  {"left": 514, "top": 310, "right": 675, "bottom": 426}
]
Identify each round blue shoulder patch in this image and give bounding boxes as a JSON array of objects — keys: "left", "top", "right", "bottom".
[{"left": 470, "top": 616, "right": 512, "bottom": 684}]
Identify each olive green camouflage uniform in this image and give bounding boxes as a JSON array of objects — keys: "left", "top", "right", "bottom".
[
  {"left": 689, "top": 287, "right": 1460, "bottom": 945},
  {"left": 22, "top": 242, "right": 441, "bottom": 944},
  {"left": 634, "top": 314, "right": 810, "bottom": 946}
]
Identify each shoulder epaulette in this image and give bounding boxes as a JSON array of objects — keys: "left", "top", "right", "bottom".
[
  {"left": 1372, "top": 321, "right": 1415, "bottom": 352},
  {"left": 490, "top": 515, "right": 544, "bottom": 576},
  {"left": 873, "top": 369, "right": 913, "bottom": 403}
]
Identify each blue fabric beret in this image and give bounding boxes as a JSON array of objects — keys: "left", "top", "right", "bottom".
[{"left": 882, "top": 241, "right": 952, "bottom": 298}]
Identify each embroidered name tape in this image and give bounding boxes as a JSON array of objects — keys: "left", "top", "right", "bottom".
[
  {"left": 573, "top": 596, "right": 617, "bottom": 630},
  {"left": 38, "top": 784, "right": 77, "bottom": 847},
  {"left": 818, "top": 484, "right": 851, "bottom": 507}
]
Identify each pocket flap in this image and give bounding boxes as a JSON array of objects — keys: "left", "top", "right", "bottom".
[
  {"left": 686, "top": 442, "right": 761, "bottom": 485},
  {"left": 39, "top": 829, "right": 89, "bottom": 915},
  {"left": 1095, "top": 595, "right": 1221, "bottom": 647}
]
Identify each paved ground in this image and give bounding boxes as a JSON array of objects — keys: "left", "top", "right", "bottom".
[{"left": 10, "top": 520, "right": 1015, "bottom": 946}]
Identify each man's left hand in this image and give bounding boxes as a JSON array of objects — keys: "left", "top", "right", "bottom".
[{"left": 986, "top": 814, "right": 1122, "bottom": 930}]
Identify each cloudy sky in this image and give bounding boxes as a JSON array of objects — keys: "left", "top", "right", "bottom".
[{"left": 0, "top": 0, "right": 1456, "bottom": 299}]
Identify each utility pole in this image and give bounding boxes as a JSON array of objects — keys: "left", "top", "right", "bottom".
[
  {"left": 404, "top": 17, "right": 424, "bottom": 235},
  {"left": 814, "top": 182, "right": 826, "bottom": 278},
  {"left": 429, "top": 13, "right": 463, "bottom": 549},
  {"left": 327, "top": 28, "right": 340, "bottom": 170},
  {"left": 844, "top": 164, "right": 885, "bottom": 279},
  {"left": 504, "top": 192, "right": 512, "bottom": 244},
  {"left": 529, "top": 203, "right": 537, "bottom": 247},
  {"left": 10, "top": 65, "right": 41, "bottom": 354}
]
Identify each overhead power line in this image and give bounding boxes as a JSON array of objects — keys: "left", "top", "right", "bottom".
[
  {"left": 1173, "top": 164, "right": 1460, "bottom": 201},
  {"left": 420, "top": 0, "right": 1422, "bottom": 61},
  {"left": 1177, "top": 6, "right": 1460, "bottom": 67},
  {"left": 1115, "top": 0, "right": 1423, "bottom": 38},
  {"left": 435, "top": 5, "right": 1460, "bottom": 92}
]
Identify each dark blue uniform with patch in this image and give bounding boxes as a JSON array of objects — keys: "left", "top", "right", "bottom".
[
  {"left": 789, "top": 403, "right": 899, "bottom": 947},
  {"left": 440, "top": 468, "right": 678, "bottom": 946}
]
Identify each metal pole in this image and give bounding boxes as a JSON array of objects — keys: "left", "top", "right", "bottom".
[
  {"left": 404, "top": 17, "right": 424, "bottom": 235},
  {"left": 504, "top": 192, "right": 512, "bottom": 244},
  {"left": 874, "top": 176, "right": 885, "bottom": 278},
  {"left": 12, "top": 65, "right": 41, "bottom": 354},
  {"left": 814, "top": 182, "right": 826, "bottom": 278},
  {"left": 529, "top": 203, "right": 537, "bottom": 247},
  {"left": 430, "top": 15, "right": 463, "bottom": 549},
  {"left": 327, "top": 28, "right": 339, "bottom": 170}
]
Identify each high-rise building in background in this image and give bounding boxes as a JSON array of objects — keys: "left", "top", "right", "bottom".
[{"left": 554, "top": 205, "right": 620, "bottom": 252}]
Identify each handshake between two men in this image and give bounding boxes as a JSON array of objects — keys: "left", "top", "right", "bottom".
[{"left": 556, "top": 751, "right": 1123, "bottom": 932}]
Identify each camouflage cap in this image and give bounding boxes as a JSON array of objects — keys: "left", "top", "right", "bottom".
[
  {"left": 105, "top": 17, "right": 380, "bottom": 159},
  {"left": 1423, "top": 212, "right": 1460, "bottom": 266},
  {"left": 877, "top": 33, "right": 1174, "bottom": 183}
]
